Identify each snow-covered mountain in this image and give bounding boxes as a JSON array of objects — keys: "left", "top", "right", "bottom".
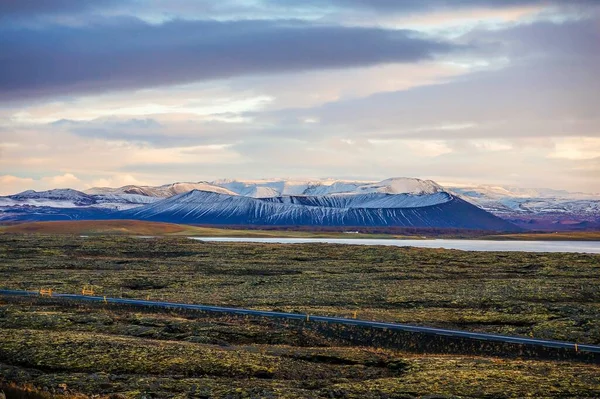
[
  {"left": 2, "top": 177, "right": 597, "bottom": 231},
  {"left": 213, "top": 177, "right": 443, "bottom": 197},
  {"left": 85, "top": 181, "right": 236, "bottom": 198},
  {"left": 80, "top": 177, "right": 444, "bottom": 200},
  {"left": 120, "top": 189, "right": 517, "bottom": 230},
  {"left": 3, "top": 178, "right": 441, "bottom": 210},
  {"left": 0, "top": 177, "right": 518, "bottom": 230},
  {"left": 448, "top": 184, "right": 600, "bottom": 230},
  {"left": 0, "top": 189, "right": 97, "bottom": 208},
  {"left": 0, "top": 188, "right": 158, "bottom": 212}
]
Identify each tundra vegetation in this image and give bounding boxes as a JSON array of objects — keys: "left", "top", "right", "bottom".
[
  {"left": 4, "top": 220, "right": 600, "bottom": 240},
  {"left": 0, "top": 234, "right": 599, "bottom": 398}
]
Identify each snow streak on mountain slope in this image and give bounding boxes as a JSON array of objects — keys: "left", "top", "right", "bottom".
[
  {"left": 85, "top": 182, "right": 237, "bottom": 197},
  {"left": 6, "top": 177, "right": 595, "bottom": 231},
  {"left": 449, "top": 185, "right": 600, "bottom": 216},
  {"left": 449, "top": 184, "right": 600, "bottom": 230},
  {"left": 262, "top": 192, "right": 451, "bottom": 208},
  {"left": 3, "top": 189, "right": 97, "bottom": 207},
  {"left": 1, "top": 178, "right": 453, "bottom": 224},
  {"left": 451, "top": 185, "right": 599, "bottom": 200},
  {"left": 83, "top": 177, "right": 443, "bottom": 199},
  {"left": 0, "top": 188, "right": 158, "bottom": 212},
  {"left": 92, "top": 194, "right": 160, "bottom": 209},
  {"left": 208, "top": 181, "right": 281, "bottom": 198},
  {"left": 352, "top": 178, "right": 443, "bottom": 195},
  {"left": 120, "top": 189, "right": 519, "bottom": 230},
  {"left": 212, "top": 177, "right": 443, "bottom": 197},
  {"left": 212, "top": 178, "right": 346, "bottom": 197}
]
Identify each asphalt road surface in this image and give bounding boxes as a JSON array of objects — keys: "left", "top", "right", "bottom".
[{"left": 1, "top": 289, "right": 599, "bottom": 354}]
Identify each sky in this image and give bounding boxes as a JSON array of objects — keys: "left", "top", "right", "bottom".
[{"left": 1, "top": 0, "right": 599, "bottom": 195}]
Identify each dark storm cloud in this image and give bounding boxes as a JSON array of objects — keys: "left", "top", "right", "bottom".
[
  {"left": 248, "top": 17, "right": 600, "bottom": 140},
  {"left": 5, "top": 0, "right": 594, "bottom": 18},
  {"left": 50, "top": 117, "right": 246, "bottom": 147},
  {"left": 272, "top": 0, "right": 600, "bottom": 11},
  {"left": 465, "top": 17, "right": 600, "bottom": 57},
  {"left": 262, "top": 0, "right": 600, "bottom": 13},
  {"left": 267, "top": 56, "right": 600, "bottom": 140},
  {"left": 0, "top": 0, "right": 117, "bottom": 18},
  {"left": 0, "top": 19, "right": 461, "bottom": 101}
]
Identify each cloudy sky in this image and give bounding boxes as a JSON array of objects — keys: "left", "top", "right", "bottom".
[{"left": 1, "top": 0, "right": 599, "bottom": 195}]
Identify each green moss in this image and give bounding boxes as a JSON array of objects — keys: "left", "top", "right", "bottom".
[{"left": 1, "top": 235, "right": 600, "bottom": 398}]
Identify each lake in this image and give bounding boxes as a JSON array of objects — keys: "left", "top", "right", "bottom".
[{"left": 189, "top": 237, "right": 600, "bottom": 254}]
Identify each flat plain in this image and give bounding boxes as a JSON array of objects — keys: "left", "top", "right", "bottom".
[
  {"left": 1, "top": 234, "right": 599, "bottom": 398},
  {"left": 4, "top": 220, "right": 600, "bottom": 240}
]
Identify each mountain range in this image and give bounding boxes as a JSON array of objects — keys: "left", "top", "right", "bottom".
[
  {"left": 447, "top": 184, "right": 600, "bottom": 230},
  {"left": 1, "top": 177, "right": 598, "bottom": 231}
]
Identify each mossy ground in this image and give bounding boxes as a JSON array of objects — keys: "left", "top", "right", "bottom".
[
  {"left": 1, "top": 235, "right": 599, "bottom": 398},
  {"left": 0, "top": 221, "right": 416, "bottom": 239},
  {"left": 1, "top": 301, "right": 599, "bottom": 398},
  {"left": 4, "top": 220, "right": 600, "bottom": 240}
]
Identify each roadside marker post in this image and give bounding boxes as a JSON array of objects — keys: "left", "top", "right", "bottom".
[
  {"left": 2, "top": 289, "right": 599, "bottom": 355},
  {"left": 82, "top": 285, "right": 94, "bottom": 296}
]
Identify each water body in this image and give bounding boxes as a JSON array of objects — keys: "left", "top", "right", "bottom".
[{"left": 190, "top": 237, "right": 600, "bottom": 254}]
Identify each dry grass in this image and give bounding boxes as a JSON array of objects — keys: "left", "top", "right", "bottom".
[
  {"left": 1, "top": 300, "right": 599, "bottom": 398},
  {"left": 484, "top": 231, "right": 600, "bottom": 241},
  {"left": 1, "top": 234, "right": 599, "bottom": 344},
  {"left": 0, "top": 220, "right": 188, "bottom": 236},
  {"left": 3, "top": 220, "right": 599, "bottom": 241},
  {"left": 2, "top": 234, "right": 600, "bottom": 398},
  {"left": 0, "top": 220, "right": 413, "bottom": 239}
]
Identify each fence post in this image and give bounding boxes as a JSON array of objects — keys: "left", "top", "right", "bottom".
[{"left": 82, "top": 285, "right": 95, "bottom": 296}]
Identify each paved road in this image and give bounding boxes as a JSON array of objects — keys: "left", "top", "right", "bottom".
[{"left": 1, "top": 289, "right": 599, "bottom": 353}]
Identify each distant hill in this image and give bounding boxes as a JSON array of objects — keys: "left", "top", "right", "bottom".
[
  {"left": 85, "top": 181, "right": 236, "bottom": 197},
  {"left": 1, "top": 220, "right": 190, "bottom": 235},
  {"left": 448, "top": 184, "right": 600, "bottom": 231},
  {"left": 0, "top": 177, "right": 528, "bottom": 231},
  {"left": 120, "top": 189, "right": 519, "bottom": 231}
]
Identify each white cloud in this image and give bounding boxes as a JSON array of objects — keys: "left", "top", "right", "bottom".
[
  {"left": 87, "top": 174, "right": 149, "bottom": 189},
  {"left": 368, "top": 139, "right": 453, "bottom": 158},
  {"left": 550, "top": 137, "right": 600, "bottom": 160},
  {"left": 127, "top": 143, "right": 240, "bottom": 165},
  {"left": 470, "top": 140, "right": 513, "bottom": 152},
  {"left": 0, "top": 173, "right": 81, "bottom": 195},
  {"left": 0, "top": 175, "right": 35, "bottom": 195},
  {"left": 0, "top": 12, "right": 598, "bottom": 193},
  {"left": 43, "top": 173, "right": 81, "bottom": 186}
]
